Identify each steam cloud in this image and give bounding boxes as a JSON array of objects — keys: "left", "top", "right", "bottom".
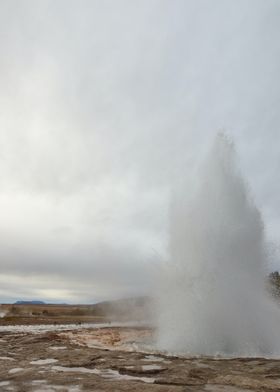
[{"left": 156, "top": 135, "right": 280, "bottom": 356}]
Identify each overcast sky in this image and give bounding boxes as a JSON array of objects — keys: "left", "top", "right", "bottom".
[{"left": 0, "top": 0, "right": 279, "bottom": 303}]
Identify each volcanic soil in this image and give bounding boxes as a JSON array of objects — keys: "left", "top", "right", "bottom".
[{"left": 1, "top": 324, "right": 280, "bottom": 391}]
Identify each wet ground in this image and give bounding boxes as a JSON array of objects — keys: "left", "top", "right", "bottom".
[{"left": 1, "top": 324, "right": 280, "bottom": 391}]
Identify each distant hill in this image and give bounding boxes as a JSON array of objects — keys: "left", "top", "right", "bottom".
[
  {"left": 0, "top": 296, "right": 154, "bottom": 324},
  {"left": 91, "top": 296, "right": 154, "bottom": 321},
  {"left": 14, "top": 301, "right": 46, "bottom": 305},
  {"left": 269, "top": 271, "right": 280, "bottom": 298}
]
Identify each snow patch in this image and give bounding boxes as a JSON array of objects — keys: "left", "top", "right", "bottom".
[
  {"left": 52, "top": 366, "right": 155, "bottom": 383},
  {"left": 31, "top": 380, "right": 47, "bottom": 384},
  {"left": 144, "top": 355, "right": 165, "bottom": 362},
  {"left": 31, "top": 358, "right": 58, "bottom": 365},
  {"left": 142, "top": 364, "right": 162, "bottom": 371},
  {"left": 0, "top": 356, "right": 15, "bottom": 361},
  {"left": 0, "top": 381, "right": 10, "bottom": 387},
  {"left": 8, "top": 368, "right": 24, "bottom": 374}
]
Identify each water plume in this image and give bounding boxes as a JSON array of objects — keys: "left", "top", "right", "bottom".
[{"left": 156, "top": 133, "right": 280, "bottom": 356}]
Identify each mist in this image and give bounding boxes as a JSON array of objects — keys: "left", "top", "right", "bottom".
[{"left": 156, "top": 134, "right": 280, "bottom": 356}]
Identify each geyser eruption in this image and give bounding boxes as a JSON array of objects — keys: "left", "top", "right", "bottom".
[{"left": 157, "top": 134, "right": 280, "bottom": 356}]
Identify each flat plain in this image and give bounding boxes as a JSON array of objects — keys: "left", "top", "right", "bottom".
[{"left": 0, "top": 304, "right": 280, "bottom": 392}]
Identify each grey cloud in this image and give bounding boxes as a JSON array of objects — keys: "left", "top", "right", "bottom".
[
  {"left": 0, "top": 0, "right": 280, "bottom": 302},
  {"left": 0, "top": 241, "right": 154, "bottom": 303}
]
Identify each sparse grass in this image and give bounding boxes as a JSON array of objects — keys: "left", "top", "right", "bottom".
[{"left": 0, "top": 304, "right": 109, "bottom": 325}]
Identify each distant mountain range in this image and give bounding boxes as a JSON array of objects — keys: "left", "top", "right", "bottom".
[{"left": 14, "top": 301, "right": 46, "bottom": 305}]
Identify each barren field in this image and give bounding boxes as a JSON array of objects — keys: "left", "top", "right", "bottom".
[
  {"left": 0, "top": 299, "right": 150, "bottom": 326},
  {"left": 1, "top": 305, "right": 280, "bottom": 391},
  {"left": 0, "top": 304, "right": 109, "bottom": 326}
]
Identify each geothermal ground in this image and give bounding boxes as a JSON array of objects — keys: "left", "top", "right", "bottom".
[{"left": 1, "top": 319, "right": 280, "bottom": 391}]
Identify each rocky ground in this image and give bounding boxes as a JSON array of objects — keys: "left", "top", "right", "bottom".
[{"left": 1, "top": 324, "right": 280, "bottom": 391}]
